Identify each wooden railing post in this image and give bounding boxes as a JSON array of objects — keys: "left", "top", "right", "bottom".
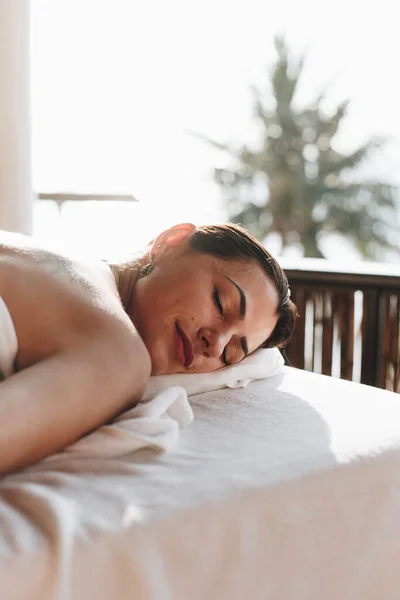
[
  {"left": 360, "top": 290, "right": 380, "bottom": 387},
  {"left": 280, "top": 259, "right": 400, "bottom": 392}
]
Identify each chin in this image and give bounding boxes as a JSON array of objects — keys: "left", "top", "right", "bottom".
[
  {"left": 145, "top": 341, "right": 164, "bottom": 376},
  {"left": 150, "top": 361, "right": 162, "bottom": 376},
  {"left": 154, "top": 364, "right": 180, "bottom": 376},
  {"left": 150, "top": 354, "right": 171, "bottom": 377},
  {"left": 147, "top": 335, "right": 178, "bottom": 376},
  {"left": 152, "top": 360, "right": 183, "bottom": 376}
]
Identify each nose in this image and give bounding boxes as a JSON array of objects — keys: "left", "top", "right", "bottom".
[{"left": 199, "top": 326, "right": 230, "bottom": 359}]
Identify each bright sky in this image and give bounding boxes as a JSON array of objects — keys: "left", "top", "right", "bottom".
[{"left": 31, "top": 0, "right": 400, "bottom": 259}]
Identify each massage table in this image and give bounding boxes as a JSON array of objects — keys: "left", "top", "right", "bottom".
[{"left": 1, "top": 363, "right": 400, "bottom": 599}]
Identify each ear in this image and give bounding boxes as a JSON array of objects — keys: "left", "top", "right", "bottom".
[{"left": 151, "top": 223, "right": 196, "bottom": 260}]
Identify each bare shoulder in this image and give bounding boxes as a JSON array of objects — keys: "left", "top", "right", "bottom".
[
  {"left": 0, "top": 251, "right": 146, "bottom": 380},
  {"left": 0, "top": 230, "right": 121, "bottom": 310}
]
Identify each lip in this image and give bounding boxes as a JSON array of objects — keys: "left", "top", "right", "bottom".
[{"left": 175, "top": 321, "right": 194, "bottom": 368}]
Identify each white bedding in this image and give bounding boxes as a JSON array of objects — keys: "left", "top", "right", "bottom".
[{"left": 1, "top": 367, "right": 400, "bottom": 599}]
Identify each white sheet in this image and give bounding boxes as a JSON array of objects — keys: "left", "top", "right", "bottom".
[{"left": 1, "top": 368, "right": 400, "bottom": 599}]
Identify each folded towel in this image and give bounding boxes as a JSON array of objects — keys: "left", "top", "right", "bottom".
[
  {"left": 142, "top": 347, "right": 284, "bottom": 401},
  {"left": 0, "top": 296, "right": 18, "bottom": 379},
  {"left": 64, "top": 385, "right": 194, "bottom": 456}
]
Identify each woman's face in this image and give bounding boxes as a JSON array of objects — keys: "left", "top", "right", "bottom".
[{"left": 129, "top": 227, "right": 279, "bottom": 376}]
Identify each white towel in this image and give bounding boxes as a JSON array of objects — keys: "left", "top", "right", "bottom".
[
  {"left": 0, "top": 296, "right": 18, "bottom": 379},
  {"left": 64, "top": 385, "right": 194, "bottom": 456},
  {"left": 142, "top": 347, "right": 284, "bottom": 401}
]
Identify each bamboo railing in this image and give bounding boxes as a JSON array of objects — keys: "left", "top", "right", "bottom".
[{"left": 282, "top": 259, "right": 400, "bottom": 392}]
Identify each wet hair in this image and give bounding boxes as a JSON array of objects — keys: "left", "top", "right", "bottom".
[{"left": 188, "top": 224, "right": 298, "bottom": 350}]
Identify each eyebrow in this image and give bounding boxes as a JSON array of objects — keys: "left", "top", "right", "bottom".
[
  {"left": 224, "top": 275, "right": 246, "bottom": 319},
  {"left": 224, "top": 276, "right": 248, "bottom": 358}
]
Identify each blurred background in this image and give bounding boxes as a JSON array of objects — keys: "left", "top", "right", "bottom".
[
  {"left": 1, "top": 0, "right": 399, "bottom": 388},
  {"left": 28, "top": 0, "right": 400, "bottom": 262}
]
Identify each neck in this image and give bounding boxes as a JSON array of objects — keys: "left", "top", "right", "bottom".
[{"left": 108, "top": 261, "right": 141, "bottom": 311}]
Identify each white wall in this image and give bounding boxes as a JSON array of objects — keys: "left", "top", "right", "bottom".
[{"left": 0, "top": 0, "right": 33, "bottom": 234}]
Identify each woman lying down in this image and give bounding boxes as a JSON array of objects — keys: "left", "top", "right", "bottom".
[{"left": 0, "top": 222, "right": 297, "bottom": 474}]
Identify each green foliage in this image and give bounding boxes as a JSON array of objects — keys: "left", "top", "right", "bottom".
[{"left": 198, "top": 37, "right": 400, "bottom": 259}]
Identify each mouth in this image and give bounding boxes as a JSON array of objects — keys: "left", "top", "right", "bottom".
[{"left": 175, "top": 321, "right": 194, "bottom": 368}]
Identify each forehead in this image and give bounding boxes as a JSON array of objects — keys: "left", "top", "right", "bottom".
[{"left": 213, "top": 255, "right": 275, "bottom": 294}]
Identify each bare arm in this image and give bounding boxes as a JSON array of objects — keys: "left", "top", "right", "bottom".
[{"left": 0, "top": 332, "right": 151, "bottom": 474}]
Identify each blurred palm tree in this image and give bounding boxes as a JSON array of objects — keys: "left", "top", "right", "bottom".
[{"left": 195, "top": 37, "right": 399, "bottom": 258}]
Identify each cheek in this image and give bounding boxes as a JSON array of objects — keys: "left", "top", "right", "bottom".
[
  {"left": 142, "top": 279, "right": 182, "bottom": 315},
  {"left": 170, "top": 291, "right": 210, "bottom": 319},
  {"left": 143, "top": 274, "right": 212, "bottom": 323}
]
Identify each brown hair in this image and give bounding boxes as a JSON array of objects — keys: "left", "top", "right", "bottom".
[{"left": 189, "top": 223, "right": 298, "bottom": 350}]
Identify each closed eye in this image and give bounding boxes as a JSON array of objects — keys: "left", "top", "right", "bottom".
[
  {"left": 213, "top": 287, "right": 223, "bottom": 315},
  {"left": 213, "top": 288, "right": 229, "bottom": 366},
  {"left": 221, "top": 347, "right": 229, "bottom": 367}
]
